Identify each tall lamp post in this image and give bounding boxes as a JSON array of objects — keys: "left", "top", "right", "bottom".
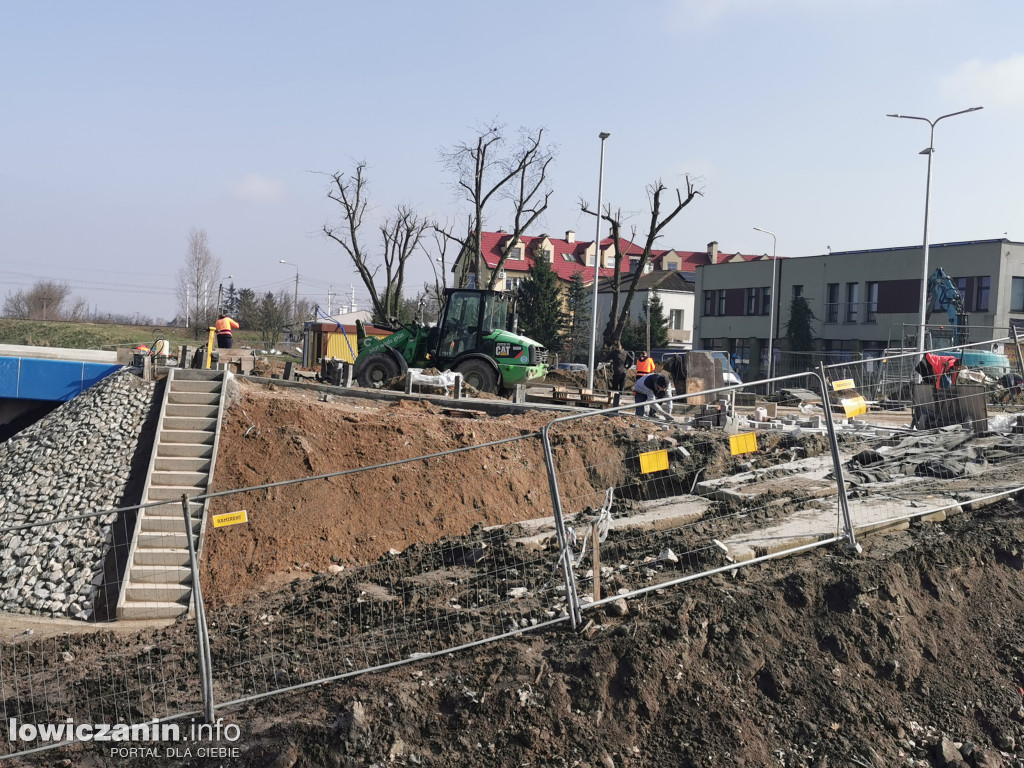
[
  {"left": 279, "top": 260, "right": 300, "bottom": 326},
  {"left": 753, "top": 227, "right": 777, "bottom": 380},
  {"left": 886, "top": 106, "right": 983, "bottom": 354},
  {"left": 217, "top": 275, "right": 233, "bottom": 314},
  {"left": 586, "top": 131, "right": 611, "bottom": 390}
]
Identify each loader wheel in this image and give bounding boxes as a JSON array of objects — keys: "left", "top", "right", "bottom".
[
  {"left": 355, "top": 352, "right": 400, "bottom": 388},
  {"left": 455, "top": 359, "right": 498, "bottom": 394}
]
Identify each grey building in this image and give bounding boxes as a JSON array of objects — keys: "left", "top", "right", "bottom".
[{"left": 693, "top": 238, "right": 1024, "bottom": 379}]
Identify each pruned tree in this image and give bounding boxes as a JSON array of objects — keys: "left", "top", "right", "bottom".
[
  {"left": 2, "top": 280, "right": 81, "bottom": 320},
  {"left": 175, "top": 228, "right": 222, "bottom": 338},
  {"left": 581, "top": 176, "right": 701, "bottom": 347},
  {"left": 437, "top": 123, "right": 555, "bottom": 290},
  {"left": 322, "top": 163, "right": 429, "bottom": 325}
]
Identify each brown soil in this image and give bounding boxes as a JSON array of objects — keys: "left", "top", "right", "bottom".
[{"left": 202, "top": 380, "right": 630, "bottom": 606}]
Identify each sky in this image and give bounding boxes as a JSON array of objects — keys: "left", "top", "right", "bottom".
[{"left": 2, "top": 0, "right": 1023, "bottom": 323}]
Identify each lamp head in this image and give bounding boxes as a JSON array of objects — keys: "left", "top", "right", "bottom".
[{"left": 599, "top": 132, "right": 610, "bottom": 140}]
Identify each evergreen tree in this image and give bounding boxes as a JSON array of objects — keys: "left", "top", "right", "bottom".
[
  {"left": 785, "top": 296, "right": 817, "bottom": 351},
  {"left": 620, "top": 316, "right": 646, "bottom": 352},
  {"left": 516, "top": 251, "right": 566, "bottom": 353},
  {"left": 644, "top": 293, "right": 670, "bottom": 349},
  {"left": 564, "top": 271, "right": 590, "bottom": 362},
  {"left": 235, "top": 288, "right": 258, "bottom": 328}
]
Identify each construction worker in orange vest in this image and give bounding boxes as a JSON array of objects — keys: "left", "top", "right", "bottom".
[
  {"left": 215, "top": 314, "right": 240, "bottom": 349},
  {"left": 636, "top": 351, "right": 655, "bottom": 375}
]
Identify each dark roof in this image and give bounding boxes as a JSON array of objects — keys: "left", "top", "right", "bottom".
[{"left": 598, "top": 270, "right": 694, "bottom": 293}]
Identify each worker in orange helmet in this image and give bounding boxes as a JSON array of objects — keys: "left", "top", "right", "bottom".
[{"left": 215, "top": 314, "right": 240, "bottom": 348}]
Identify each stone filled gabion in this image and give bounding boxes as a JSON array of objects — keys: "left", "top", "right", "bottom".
[{"left": 0, "top": 370, "right": 157, "bottom": 620}]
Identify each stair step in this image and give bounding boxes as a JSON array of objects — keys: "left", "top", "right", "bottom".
[
  {"left": 126, "top": 582, "right": 192, "bottom": 603},
  {"left": 157, "top": 442, "right": 214, "bottom": 458},
  {"left": 117, "top": 601, "right": 189, "bottom": 620},
  {"left": 140, "top": 515, "right": 201, "bottom": 534},
  {"left": 165, "top": 403, "right": 219, "bottom": 419},
  {"left": 146, "top": 485, "right": 206, "bottom": 502},
  {"left": 151, "top": 470, "right": 208, "bottom": 488},
  {"left": 172, "top": 380, "right": 222, "bottom": 394},
  {"left": 159, "top": 430, "right": 215, "bottom": 445},
  {"left": 133, "top": 548, "right": 192, "bottom": 567},
  {"left": 163, "top": 416, "right": 218, "bottom": 431},
  {"left": 129, "top": 565, "right": 193, "bottom": 585},
  {"left": 167, "top": 391, "right": 220, "bottom": 406},
  {"left": 154, "top": 456, "right": 211, "bottom": 473},
  {"left": 137, "top": 531, "right": 191, "bottom": 549}
]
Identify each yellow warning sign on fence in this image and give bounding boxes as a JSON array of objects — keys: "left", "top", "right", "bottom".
[
  {"left": 213, "top": 510, "right": 249, "bottom": 528},
  {"left": 638, "top": 449, "right": 669, "bottom": 474},
  {"left": 729, "top": 432, "right": 758, "bottom": 456},
  {"left": 831, "top": 378, "right": 856, "bottom": 391},
  {"left": 841, "top": 396, "right": 867, "bottom": 418}
]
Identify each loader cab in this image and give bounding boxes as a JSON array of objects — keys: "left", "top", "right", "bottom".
[{"left": 434, "top": 289, "right": 512, "bottom": 360}]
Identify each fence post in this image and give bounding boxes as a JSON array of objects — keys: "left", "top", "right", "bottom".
[
  {"left": 1012, "top": 325, "right": 1024, "bottom": 381},
  {"left": 182, "top": 494, "right": 216, "bottom": 722},
  {"left": 539, "top": 425, "right": 582, "bottom": 629},
  {"left": 816, "top": 366, "right": 861, "bottom": 553}
]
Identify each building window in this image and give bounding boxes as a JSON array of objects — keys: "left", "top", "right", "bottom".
[
  {"left": 866, "top": 282, "right": 878, "bottom": 323},
  {"left": 792, "top": 285, "right": 804, "bottom": 299},
  {"left": 746, "top": 288, "right": 758, "bottom": 315},
  {"left": 760, "top": 286, "right": 771, "bottom": 316},
  {"left": 667, "top": 262, "right": 678, "bottom": 271},
  {"left": 466, "top": 273, "right": 477, "bottom": 289},
  {"left": 560, "top": 252, "right": 574, "bottom": 262},
  {"left": 669, "top": 309, "right": 684, "bottom": 330},
  {"left": 717, "top": 290, "right": 727, "bottom": 316},
  {"left": 703, "top": 291, "right": 715, "bottom": 316},
  {"left": 825, "top": 283, "right": 839, "bottom": 324},
  {"left": 845, "top": 282, "right": 859, "bottom": 323},
  {"left": 1012, "top": 278, "right": 1024, "bottom": 312},
  {"left": 976, "top": 276, "right": 991, "bottom": 311},
  {"left": 509, "top": 246, "right": 524, "bottom": 261},
  {"left": 505, "top": 277, "right": 522, "bottom": 292}
]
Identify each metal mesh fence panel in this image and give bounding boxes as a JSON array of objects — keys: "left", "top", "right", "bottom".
[
  {"left": 197, "top": 432, "right": 585, "bottom": 708},
  {"left": 0, "top": 504, "right": 205, "bottom": 760},
  {"left": 541, "top": 373, "right": 852, "bottom": 612},
  {"left": 821, "top": 343, "right": 1024, "bottom": 533}
]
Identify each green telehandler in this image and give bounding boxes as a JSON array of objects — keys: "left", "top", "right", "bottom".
[{"left": 353, "top": 288, "right": 549, "bottom": 394}]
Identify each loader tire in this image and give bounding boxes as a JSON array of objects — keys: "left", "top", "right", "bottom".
[
  {"left": 455, "top": 359, "right": 498, "bottom": 394},
  {"left": 355, "top": 352, "right": 400, "bottom": 389}
]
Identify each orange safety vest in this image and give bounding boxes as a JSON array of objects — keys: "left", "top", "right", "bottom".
[
  {"left": 636, "top": 356, "right": 655, "bottom": 374},
  {"left": 215, "top": 316, "right": 239, "bottom": 334}
]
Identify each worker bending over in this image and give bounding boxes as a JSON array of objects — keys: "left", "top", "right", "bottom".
[{"left": 634, "top": 373, "right": 673, "bottom": 421}]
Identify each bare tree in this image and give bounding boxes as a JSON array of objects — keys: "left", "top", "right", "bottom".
[
  {"left": 175, "top": 228, "right": 222, "bottom": 338},
  {"left": 2, "top": 280, "right": 76, "bottom": 320},
  {"left": 437, "top": 123, "right": 555, "bottom": 289},
  {"left": 322, "top": 163, "right": 430, "bottom": 325},
  {"left": 581, "top": 176, "right": 702, "bottom": 346}
]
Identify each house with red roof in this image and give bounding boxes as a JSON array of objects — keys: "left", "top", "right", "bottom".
[{"left": 451, "top": 231, "right": 763, "bottom": 350}]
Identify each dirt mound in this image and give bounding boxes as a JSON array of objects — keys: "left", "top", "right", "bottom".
[{"left": 203, "top": 380, "right": 630, "bottom": 606}]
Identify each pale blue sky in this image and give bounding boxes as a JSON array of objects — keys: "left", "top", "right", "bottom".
[{"left": 2, "top": 0, "right": 1022, "bottom": 320}]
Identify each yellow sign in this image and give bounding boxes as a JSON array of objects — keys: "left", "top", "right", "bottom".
[
  {"left": 213, "top": 510, "right": 249, "bottom": 528},
  {"left": 729, "top": 432, "right": 758, "bottom": 456},
  {"left": 638, "top": 449, "right": 669, "bottom": 474},
  {"left": 841, "top": 396, "right": 867, "bottom": 418},
  {"left": 831, "top": 378, "right": 856, "bottom": 391}
]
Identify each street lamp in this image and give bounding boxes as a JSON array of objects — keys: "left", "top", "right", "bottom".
[
  {"left": 753, "top": 227, "right": 777, "bottom": 380},
  {"left": 279, "top": 260, "right": 300, "bottom": 325},
  {"left": 586, "top": 131, "right": 611, "bottom": 390},
  {"left": 217, "top": 275, "right": 233, "bottom": 313},
  {"left": 886, "top": 106, "right": 983, "bottom": 354}
]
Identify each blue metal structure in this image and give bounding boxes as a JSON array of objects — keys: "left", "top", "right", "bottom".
[{"left": 0, "top": 356, "right": 122, "bottom": 402}]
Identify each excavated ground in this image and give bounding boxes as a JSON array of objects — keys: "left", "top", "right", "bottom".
[{"left": 6, "top": 378, "right": 1024, "bottom": 768}]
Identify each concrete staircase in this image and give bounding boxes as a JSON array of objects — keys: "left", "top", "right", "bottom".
[{"left": 116, "top": 369, "right": 228, "bottom": 620}]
